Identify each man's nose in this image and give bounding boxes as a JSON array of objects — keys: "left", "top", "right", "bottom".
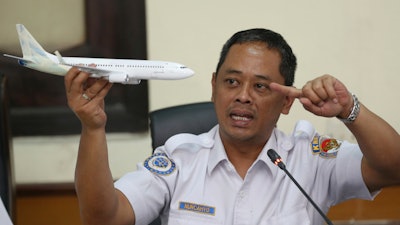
[{"left": 235, "top": 84, "right": 252, "bottom": 104}]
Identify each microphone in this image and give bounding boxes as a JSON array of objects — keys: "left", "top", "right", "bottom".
[{"left": 267, "top": 149, "right": 334, "bottom": 225}]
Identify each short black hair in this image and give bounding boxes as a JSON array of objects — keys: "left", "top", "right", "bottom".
[{"left": 215, "top": 28, "right": 297, "bottom": 86}]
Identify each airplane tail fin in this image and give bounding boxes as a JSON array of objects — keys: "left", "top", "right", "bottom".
[
  {"left": 16, "top": 24, "right": 50, "bottom": 61},
  {"left": 3, "top": 24, "right": 69, "bottom": 75}
]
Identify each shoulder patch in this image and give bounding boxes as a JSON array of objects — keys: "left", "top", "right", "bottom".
[
  {"left": 144, "top": 153, "right": 176, "bottom": 175},
  {"left": 311, "top": 135, "right": 342, "bottom": 158}
]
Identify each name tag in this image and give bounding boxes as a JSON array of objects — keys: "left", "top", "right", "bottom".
[{"left": 179, "top": 202, "right": 216, "bottom": 216}]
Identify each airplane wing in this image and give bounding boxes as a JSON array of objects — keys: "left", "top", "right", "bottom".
[
  {"left": 66, "top": 64, "right": 114, "bottom": 76},
  {"left": 62, "top": 63, "right": 140, "bottom": 84},
  {"left": 53, "top": 51, "right": 139, "bottom": 84},
  {"left": 54, "top": 51, "right": 115, "bottom": 77}
]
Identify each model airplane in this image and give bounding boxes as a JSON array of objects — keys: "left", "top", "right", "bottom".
[{"left": 3, "top": 24, "right": 194, "bottom": 84}]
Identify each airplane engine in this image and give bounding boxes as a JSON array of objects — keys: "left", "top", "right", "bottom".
[{"left": 108, "top": 73, "right": 140, "bottom": 85}]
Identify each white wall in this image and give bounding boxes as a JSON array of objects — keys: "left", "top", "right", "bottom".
[
  {"left": 2, "top": 0, "right": 400, "bottom": 184},
  {"left": 146, "top": 0, "right": 400, "bottom": 136}
]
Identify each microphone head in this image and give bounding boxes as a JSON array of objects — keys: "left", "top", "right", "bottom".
[
  {"left": 267, "top": 149, "right": 285, "bottom": 169},
  {"left": 267, "top": 149, "right": 280, "bottom": 162}
]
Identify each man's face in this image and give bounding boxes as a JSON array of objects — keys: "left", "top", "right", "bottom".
[{"left": 212, "top": 42, "right": 294, "bottom": 146}]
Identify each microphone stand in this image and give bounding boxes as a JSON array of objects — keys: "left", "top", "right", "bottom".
[{"left": 267, "top": 149, "right": 334, "bottom": 225}]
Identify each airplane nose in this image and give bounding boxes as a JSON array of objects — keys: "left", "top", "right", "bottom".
[{"left": 184, "top": 68, "right": 195, "bottom": 77}]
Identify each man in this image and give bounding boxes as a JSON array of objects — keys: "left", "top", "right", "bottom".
[{"left": 65, "top": 28, "right": 400, "bottom": 225}]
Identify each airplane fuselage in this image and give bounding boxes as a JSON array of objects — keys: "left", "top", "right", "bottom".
[
  {"left": 16, "top": 53, "right": 194, "bottom": 84},
  {"left": 61, "top": 58, "right": 190, "bottom": 80}
]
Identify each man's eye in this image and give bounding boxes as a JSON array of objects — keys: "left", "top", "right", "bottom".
[
  {"left": 255, "top": 83, "right": 271, "bottom": 92},
  {"left": 256, "top": 83, "right": 267, "bottom": 89},
  {"left": 226, "top": 79, "right": 237, "bottom": 85}
]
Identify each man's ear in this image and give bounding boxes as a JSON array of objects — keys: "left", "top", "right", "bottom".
[
  {"left": 281, "top": 95, "right": 295, "bottom": 115},
  {"left": 211, "top": 72, "right": 217, "bottom": 102}
]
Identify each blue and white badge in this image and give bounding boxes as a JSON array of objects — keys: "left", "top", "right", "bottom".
[{"left": 144, "top": 153, "right": 176, "bottom": 175}]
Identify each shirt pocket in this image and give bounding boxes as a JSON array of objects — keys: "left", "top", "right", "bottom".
[
  {"left": 168, "top": 210, "right": 223, "bottom": 225},
  {"left": 260, "top": 206, "right": 311, "bottom": 225}
]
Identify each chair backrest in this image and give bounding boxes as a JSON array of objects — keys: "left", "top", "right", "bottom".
[
  {"left": 147, "top": 101, "right": 217, "bottom": 225},
  {"left": 149, "top": 101, "right": 218, "bottom": 149},
  {"left": 0, "top": 73, "right": 15, "bottom": 221}
]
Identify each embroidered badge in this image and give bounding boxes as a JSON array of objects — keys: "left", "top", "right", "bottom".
[
  {"left": 179, "top": 202, "right": 216, "bottom": 216},
  {"left": 144, "top": 153, "right": 176, "bottom": 175},
  {"left": 310, "top": 135, "right": 341, "bottom": 158},
  {"left": 311, "top": 136, "right": 320, "bottom": 154}
]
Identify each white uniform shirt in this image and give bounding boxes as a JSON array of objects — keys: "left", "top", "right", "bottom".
[{"left": 115, "top": 120, "right": 375, "bottom": 225}]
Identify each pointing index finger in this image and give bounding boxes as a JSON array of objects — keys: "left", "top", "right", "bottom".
[{"left": 270, "top": 82, "right": 302, "bottom": 98}]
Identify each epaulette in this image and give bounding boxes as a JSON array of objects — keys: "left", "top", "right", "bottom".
[
  {"left": 144, "top": 127, "right": 216, "bottom": 176},
  {"left": 293, "top": 120, "right": 316, "bottom": 142},
  {"left": 163, "top": 127, "right": 216, "bottom": 155}
]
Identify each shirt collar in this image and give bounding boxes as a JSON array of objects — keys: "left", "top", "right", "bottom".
[
  {"left": 257, "top": 128, "right": 294, "bottom": 172},
  {"left": 207, "top": 128, "right": 293, "bottom": 175}
]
